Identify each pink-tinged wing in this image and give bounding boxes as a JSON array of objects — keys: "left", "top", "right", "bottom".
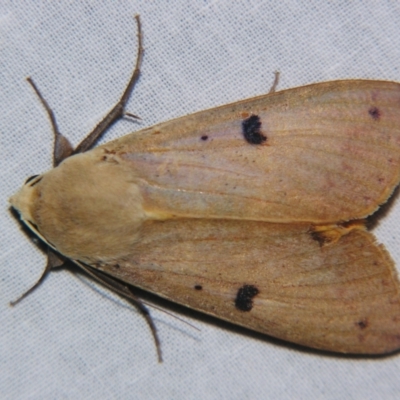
[
  {"left": 96, "top": 219, "right": 400, "bottom": 354},
  {"left": 101, "top": 80, "right": 400, "bottom": 223}
]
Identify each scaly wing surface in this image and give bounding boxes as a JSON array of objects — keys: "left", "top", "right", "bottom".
[
  {"left": 97, "top": 219, "right": 400, "bottom": 354},
  {"left": 101, "top": 80, "right": 400, "bottom": 223}
]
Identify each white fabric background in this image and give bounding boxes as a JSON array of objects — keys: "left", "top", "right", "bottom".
[{"left": 2, "top": 1, "right": 400, "bottom": 399}]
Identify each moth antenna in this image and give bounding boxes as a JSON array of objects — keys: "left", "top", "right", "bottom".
[
  {"left": 26, "top": 77, "right": 73, "bottom": 167},
  {"left": 75, "top": 260, "right": 163, "bottom": 363},
  {"left": 73, "top": 14, "right": 144, "bottom": 154}
]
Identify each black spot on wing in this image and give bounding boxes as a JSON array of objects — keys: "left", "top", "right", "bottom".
[
  {"left": 356, "top": 319, "right": 368, "bottom": 329},
  {"left": 368, "top": 106, "right": 381, "bottom": 120},
  {"left": 242, "top": 115, "right": 266, "bottom": 145},
  {"left": 200, "top": 135, "right": 208, "bottom": 141},
  {"left": 194, "top": 285, "right": 203, "bottom": 290},
  {"left": 309, "top": 231, "right": 329, "bottom": 246},
  {"left": 235, "top": 284, "right": 259, "bottom": 312}
]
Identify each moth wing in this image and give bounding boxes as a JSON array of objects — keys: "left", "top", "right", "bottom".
[
  {"left": 103, "top": 80, "right": 400, "bottom": 223},
  {"left": 96, "top": 219, "right": 400, "bottom": 354}
]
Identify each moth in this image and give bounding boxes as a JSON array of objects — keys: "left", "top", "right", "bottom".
[{"left": 10, "top": 16, "right": 400, "bottom": 361}]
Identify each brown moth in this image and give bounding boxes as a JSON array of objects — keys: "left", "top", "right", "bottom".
[{"left": 10, "top": 16, "right": 400, "bottom": 361}]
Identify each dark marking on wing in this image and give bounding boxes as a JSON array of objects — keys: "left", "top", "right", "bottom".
[
  {"left": 101, "top": 149, "right": 120, "bottom": 164},
  {"left": 357, "top": 319, "right": 368, "bottom": 329},
  {"left": 194, "top": 285, "right": 203, "bottom": 290},
  {"left": 201, "top": 135, "right": 208, "bottom": 141},
  {"left": 368, "top": 106, "right": 381, "bottom": 120},
  {"left": 242, "top": 115, "right": 266, "bottom": 145},
  {"left": 309, "top": 231, "right": 329, "bottom": 246},
  {"left": 235, "top": 284, "right": 259, "bottom": 312},
  {"left": 104, "top": 149, "right": 117, "bottom": 155}
]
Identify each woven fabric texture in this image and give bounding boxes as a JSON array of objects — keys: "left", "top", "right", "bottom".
[{"left": 2, "top": 1, "right": 400, "bottom": 399}]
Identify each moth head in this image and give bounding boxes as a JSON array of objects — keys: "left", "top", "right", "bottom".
[{"left": 10, "top": 174, "right": 44, "bottom": 239}]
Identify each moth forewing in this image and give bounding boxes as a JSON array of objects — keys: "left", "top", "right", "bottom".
[{"left": 96, "top": 80, "right": 400, "bottom": 224}]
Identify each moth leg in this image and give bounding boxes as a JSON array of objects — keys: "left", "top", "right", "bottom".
[
  {"left": 73, "top": 15, "right": 144, "bottom": 154},
  {"left": 268, "top": 71, "right": 280, "bottom": 93},
  {"left": 10, "top": 248, "right": 65, "bottom": 306},
  {"left": 26, "top": 77, "right": 74, "bottom": 167},
  {"left": 75, "top": 261, "right": 162, "bottom": 363}
]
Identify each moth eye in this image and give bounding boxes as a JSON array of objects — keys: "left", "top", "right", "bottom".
[{"left": 25, "top": 175, "right": 39, "bottom": 184}]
